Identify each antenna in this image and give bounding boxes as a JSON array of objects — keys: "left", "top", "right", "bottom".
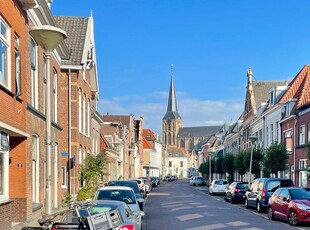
[{"left": 171, "top": 64, "right": 174, "bottom": 77}]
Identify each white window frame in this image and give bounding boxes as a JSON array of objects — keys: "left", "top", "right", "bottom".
[
  {"left": 78, "top": 89, "right": 82, "bottom": 132},
  {"left": 0, "top": 17, "right": 11, "bottom": 90},
  {"left": 299, "top": 159, "right": 307, "bottom": 170},
  {"left": 61, "top": 166, "right": 66, "bottom": 188},
  {"left": 15, "top": 35, "right": 21, "bottom": 96},
  {"left": 32, "top": 134, "right": 40, "bottom": 203},
  {"left": 53, "top": 69, "right": 58, "bottom": 123},
  {"left": 299, "top": 124, "right": 305, "bottom": 145},
  {"left": 30, "top": 39, "right": 38, "bottom": 109},
  {"left": 271, "top": 124, "right": 274, "bottom": 143},
  {"left": 0, "top": 148, "right": 9, "bottom": 202},
  {"left": 83, "top": 94, "right": 86, "bottom": 135},
  {"left": 87, "top": 99, "right": 90, "bottom": 137}
]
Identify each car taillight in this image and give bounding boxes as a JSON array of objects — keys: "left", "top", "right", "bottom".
[
  {"left": 234, "top": 189, "right": 240, "bottom": 193},
  {"left": 261, "top": 187, "right": 266, "bottom": 199},
  {"left": 118, "top": 224, "right": 135, "bottom": 230}
]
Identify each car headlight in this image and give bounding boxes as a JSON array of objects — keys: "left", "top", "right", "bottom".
[{"left": 296, "top": 203, "right": 310, "bottom": 210}]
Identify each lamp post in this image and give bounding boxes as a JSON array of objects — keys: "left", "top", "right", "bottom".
[
  {"left": 248, "top": 135, "right": 258, "bottom": 187},
  {"left": 29, "top": 25, "right": 66, "bottom": 215}
]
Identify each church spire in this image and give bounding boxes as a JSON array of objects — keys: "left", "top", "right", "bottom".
[{"left": 163, "top": 64, "right": 182, "bottom": 120}]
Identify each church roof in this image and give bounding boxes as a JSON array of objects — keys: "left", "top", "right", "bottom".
[
  {"left": 178, "top": 126, "right": 222, "bottom": 138},
  {"left": 163, "top": 65, "right": 182, "bottom": 121}
]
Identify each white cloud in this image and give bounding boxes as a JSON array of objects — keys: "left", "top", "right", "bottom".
[{"left": 98, "top": 91, "right": 244, "bottom": 136}]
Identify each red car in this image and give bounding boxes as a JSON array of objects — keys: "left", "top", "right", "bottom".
[{"left": 267, "top": 187, "right": 310, "bottom": 226}]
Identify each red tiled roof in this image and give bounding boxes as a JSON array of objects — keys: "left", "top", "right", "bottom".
[
  {"left": 279, "top": 65, "right": 310, "bottom": 109},
  {"left": 142, "top": 136, "right": 152, "bottom": 149}
]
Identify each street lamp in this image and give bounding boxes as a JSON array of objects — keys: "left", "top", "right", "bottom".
[
  {"left": 29, "top": 25, "right": 67, "bottom": 215},
  {"left": 248, "top": 135, "right": 258, "bottom": 187}
]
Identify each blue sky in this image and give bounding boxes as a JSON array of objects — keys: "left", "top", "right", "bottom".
[{"left": 52, "top": 0, "right": 310, "bottom": 135}]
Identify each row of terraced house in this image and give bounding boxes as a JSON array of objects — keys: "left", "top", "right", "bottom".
[
  {"left": 0, "top": 1, "right": 169, "bottom": 229},
  {"left": 198, "top": 67, "right": 310, "bottom": 189}
]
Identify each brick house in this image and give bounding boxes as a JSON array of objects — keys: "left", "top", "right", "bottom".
[
  {"left": 279, "top": 65, "right": 310, "bottom": 187},
  {"left": 55, "top": 12, "right": 99, "bottom": 197}
]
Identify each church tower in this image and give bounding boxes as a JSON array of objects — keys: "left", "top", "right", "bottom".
[{"left": 162, "top": 65, "right": 182, "bottom": 147}]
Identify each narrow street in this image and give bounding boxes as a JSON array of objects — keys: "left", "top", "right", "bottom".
[{"left": 142, "top": 179, "right": 310, "bottom": 230}]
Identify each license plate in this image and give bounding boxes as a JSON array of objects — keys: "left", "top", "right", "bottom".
[{"left": 219, "top": 190, "right": 224, "bottom": 192}]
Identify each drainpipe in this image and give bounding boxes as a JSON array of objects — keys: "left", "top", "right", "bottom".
[{"left": 68, "top": 69, "right": 72, "bottom": 195}]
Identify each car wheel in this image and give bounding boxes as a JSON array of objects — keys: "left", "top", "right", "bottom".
[
  {"left": 288, "top": 210, "right": 298, "bottom": 226},
  {"left": 245, "top": 199, "right": 249, "bottom": 209},
  {"left": 267, "top": 206, "right": 274, "bottom": 220},
  {"left": 209, "top": 190, "right": 213, "bottom": 196},
  {"left": 224, "top": 196, "right": 228, "bottom": 202},
  {"left": 256, "top": 201, "right": 262, "bottom": 213},
  {"left": 230, "top": 197, "right": 235, "bottom": 204}
]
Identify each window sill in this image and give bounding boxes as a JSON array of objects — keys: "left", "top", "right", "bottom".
[
  {"left": 0, "top": 198, "right": 13, "bottom": 206},
  {"left": 296, "top": 144, "right": 306, "bottom": 149},
  {"left": 32, "top": 203, "right": 43, "bottom": 212}
]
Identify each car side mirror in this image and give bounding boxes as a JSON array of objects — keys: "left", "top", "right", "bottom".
[{"left": 137, "top": 198, "right": 145, "bottom": 203}]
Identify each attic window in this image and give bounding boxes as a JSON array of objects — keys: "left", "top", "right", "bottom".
[{"left": 146, "top": 135, "right": 151, "bottom": 139}]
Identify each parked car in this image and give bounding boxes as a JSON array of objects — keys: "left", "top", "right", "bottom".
[
  {"left": 150, "top": 176, "right": 159, "bottom": 187},
  {"left": 244, "top": 178, "right": 294, "bottom": 213},
  {"left": 139, "top": 177, "right": 152, "bottom": 192},
  {"left": 106, "top": 180, "right": 144, "bottom": 210},
  {"left": 224, "top": 182, "right": 248, "bottom": 204},
  {"left": 189, "top": 176, "right": 206, "bottom": 186},
  {"left": 209, "top": 179, "right": 228, "bottom": 195},
  {"left": 129, "top": 179, "right": 147, "bottom": 198},
  {"left": 267, "top": 187, "right": 310, "bottom": 226},
  {"left": 94, "top": 186, "right": 144, "bottom": 230},
  {"left": 76, "top": 200, "right": 141, "bottom": 230}
]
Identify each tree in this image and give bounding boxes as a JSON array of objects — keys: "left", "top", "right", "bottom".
[
  {"left": 222, "top": 153, "right": 235, "bottom": 183},
  {"left": 215, "top": 155, "right": 224, "bottom": 178},
  {"left": 198, "top": 162, "right": 208, "bottom": 176},
  {"left": 243, "top": 147, "right": 263, "bottom": 179},
  {"left": 262, "top": 142, "right": 288, "bottom": 177},
  {"left": 77, "top": 152, "right": 107, "bottom": 201},
  {"left": 234, "top": 150, "right": 248, "bottom": 181}
]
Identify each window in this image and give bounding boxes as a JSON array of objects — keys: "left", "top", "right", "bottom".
[
  {"left": 15, "top": 35, "right": 21, "bottom": 96},
  {"left": 87, "top": 99, "right": 90, "bottom": 137},
  {"left": 32, "top": 135, "right": 39, "bottom": 203},
  {"left": 180, "top": 161, "right": 183, "bottom": 168},
  {"left": 83, "top": 94, "right": 86, "bottom": 134},
  {"left": 78, "top": 89, "right": 82, "bottom": 132},
  {"left": 308, "top": 123, "right": 310, "bottom": 143},
  {"left": 0, "top": 17, "right": 10, "bottom": 89},
  {"left": 299, "top": 159, "right": 307, "bottom": 170},
  {"left": 169, "top": 161, "right": 172, "bottom": 167},
  {"left": 271, "top": 124, "right": 274, "bottom": 143},
  {"left": 61, "top": 166, "right": 66, "bottom": 187},
  {"left": 275, "top": 122, "right": 279, "bottom": 142},
  {"left": 266, "top": 126, "right": 269, "bottom": 146},
  {"left": 299, "top": 125, "right": 305, "bottom": 145},
  {"left": 53, "top": 69, "right": 58, "bottom": 123},
  {"left": 30, "top": 39, "right": 38, "bottom": 109}
]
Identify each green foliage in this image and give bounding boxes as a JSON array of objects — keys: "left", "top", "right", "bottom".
[
  {"left": 234, "top": 150, "right": 248, "bottom": 180},
  {"left": 222, "top": 153, "right": 235, "bottom": 181},
  {"left": 80, "top": 152, "right": 107, "bottom": 187},
  {"left": 252, "top": 147, "right": 263, "bottom": 178},
  {"left": 215, "top": 155, "right": 224, "bottom": 176},
  {"left": 62, "top": 192, "right": 72, "bottom": 204},
  {"left": 262, "top": 142, "right": 288, "bottom": 176},
  {"left": 77, "top": 185, "right": 98, "bottom": 201},
  {"left": 198, "top": 162, "right": 208, "bottom": 175},
  {"left": 77, "top": 152, "right": 107, "bottom": 201}
]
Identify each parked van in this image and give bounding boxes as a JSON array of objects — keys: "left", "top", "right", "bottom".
[{"left": 244, "top": 178, "right": 294, "bottom": 213}]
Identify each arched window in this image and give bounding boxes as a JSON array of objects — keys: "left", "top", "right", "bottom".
[{"left": 78, "top": 89, "right": 82, "bottom": 132}]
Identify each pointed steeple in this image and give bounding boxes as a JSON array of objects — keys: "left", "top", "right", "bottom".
[{"left": 163, "top": 64, "right": 182, "bottom": 120}]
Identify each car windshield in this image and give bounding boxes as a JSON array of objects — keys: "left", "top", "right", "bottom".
[
  {"left": 290, "top": 188, "right": 310, "bottom": 200},
  {"left": 195, "top": 177, "right": 203, "bottom": 180},
  {"left": 215, "top": 180, "right": 227, "bottom": 185},
  {"left": 107, "top": 181, "right": 139, "bottom": 194},
  {"left": 77, "top": 204, "right": 118, "bottom": 217},
  {"left": 236, "top": 183, "right": 248, "bottom": 189},
  {"left": 96, "top": 190, "right": 136, "bottom": 204}
]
